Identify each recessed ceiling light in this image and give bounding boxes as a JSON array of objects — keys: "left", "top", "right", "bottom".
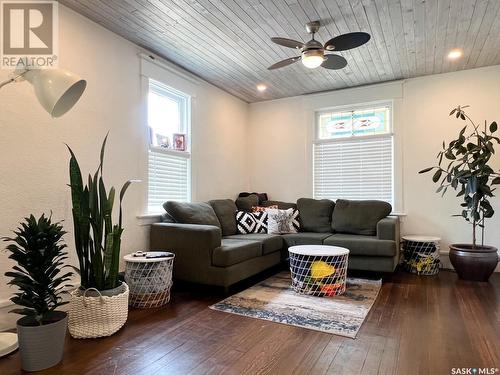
[
  {"left": 256, "top": 84, "right": 267, "bottom": 92},
  {"left": 448, "top": 49, "right": 463, "bottom": 60}
]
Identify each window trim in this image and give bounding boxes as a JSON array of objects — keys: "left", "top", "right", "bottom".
[
  {"left": 147, "top": 78, "right": 192, "bottom": 213},
  {"left": 314, "top": 100, "right": 393, "bottom": 142},
  {"left": 312, "top": 100, "right": 395, "bottom": 206}
]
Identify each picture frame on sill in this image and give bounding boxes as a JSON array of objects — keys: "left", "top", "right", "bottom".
[
  {"left": 155, "top": 134, "right": 171, "bottom": 149},
  {"left": 173, "top": 133, "right": 186, "bottom": 151}
]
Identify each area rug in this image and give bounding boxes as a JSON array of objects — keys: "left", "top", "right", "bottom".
[{"left": 210, "top": 272, "right": 381, "bottom": 338}]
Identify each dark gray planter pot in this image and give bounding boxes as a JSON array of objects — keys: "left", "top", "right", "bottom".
[
  {"left": 449, "top": 244, "right": 499, "bottom": 282},
  {"left": 17, "top": 311, "right": 67, "bottom": 372}
]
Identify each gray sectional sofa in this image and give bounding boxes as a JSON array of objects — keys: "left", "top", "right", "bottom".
[{"left": 150, "top": 196, "right": 400, "bottom": 289}]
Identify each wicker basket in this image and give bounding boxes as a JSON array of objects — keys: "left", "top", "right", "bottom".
[{"left": 68, "top": 283, "right": 129, "bottom": 339}]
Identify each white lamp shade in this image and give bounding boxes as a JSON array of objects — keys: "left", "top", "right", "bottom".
[{"left": 25, "top": 68, "right": 87, "bottom": 118}]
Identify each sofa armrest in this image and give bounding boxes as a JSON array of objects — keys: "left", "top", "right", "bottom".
[
  {"left": 150, "top": 223, "right": 221, "bottom": 271},
  {"left": 377, "top": 216, "right": 400, "bottom": 244}
]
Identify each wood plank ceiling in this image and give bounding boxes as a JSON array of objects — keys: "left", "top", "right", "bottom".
[{"left": 60, "top": 0, "right": 500, "bottom": 103}]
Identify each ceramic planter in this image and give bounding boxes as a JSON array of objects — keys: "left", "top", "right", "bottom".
[
  {"left": 16, "top": 311, "right": 67, "bottom": 372},
  {"left": 449, "top": 244, "right": 499, "bottom": 281}
]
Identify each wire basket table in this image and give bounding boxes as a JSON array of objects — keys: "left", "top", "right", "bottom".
[
  {"left": 288, "top": 245, "right": 349, "bottom": 297},
  {"left": 124, "top": 252, "right": 174, "bottom": 308},
  {"left": 401, "top": 236, "right": 441, "bottom": 275}
]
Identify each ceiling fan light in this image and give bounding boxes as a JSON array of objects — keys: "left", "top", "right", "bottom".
[{"left": 302, "top": 50, "right": 324, "bottom": 69}]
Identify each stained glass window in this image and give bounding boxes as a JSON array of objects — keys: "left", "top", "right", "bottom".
[{"left": 317, "top": 106, "right": 390, "bottom": 140}]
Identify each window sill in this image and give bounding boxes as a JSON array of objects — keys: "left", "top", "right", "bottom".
[
  {"left": 149, "top": 146, "right": 190, "bottom": 158},
  {"left": 137, "top": 213, "right": 162, "bottom": 226}
]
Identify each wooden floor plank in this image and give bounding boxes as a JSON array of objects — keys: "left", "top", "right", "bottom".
[{"left": 0, "top": 270, "right": 499, "bottom": 375}]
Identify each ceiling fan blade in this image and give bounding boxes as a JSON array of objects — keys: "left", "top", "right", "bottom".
[
  {"left": 321, "top": 54, "right": 348, "bottom": 70},
  {"left": 324, "top": 32, "right": 371, "bottom": 51},
  {"left": 271, "top": 37, "right": 304, "bottom": 49},
  {"left": 268, "top": 56, "right": 301, "bottom": 70}
]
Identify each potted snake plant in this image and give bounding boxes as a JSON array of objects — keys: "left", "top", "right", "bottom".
[
  {"left": 66, "top": 134, "right": 138, "bottom": 338},
  {"left": 420, "top": 105, "right": 500, "bottom": 281},
  {"left": 4, "top": 214, "right": 73, "bottom": 372}
]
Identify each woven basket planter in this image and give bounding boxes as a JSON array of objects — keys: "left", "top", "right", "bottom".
[{"left": 68, "top": 282, "right": 129, "bottom": 339}]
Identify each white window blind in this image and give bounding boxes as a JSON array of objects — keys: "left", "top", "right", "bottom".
[
  {"left": 314, "top": 130, "right": 393, "bottom": 204},
  {"left": 148, "top": 151, "right": 190, "bottom": 212}
]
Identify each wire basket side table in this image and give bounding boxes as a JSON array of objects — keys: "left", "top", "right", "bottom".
[
  {"left": 401, "top": 236, "right": 441, "bottom": 275},
  {"left": 124, "top": 252, "right": 174, "bottom": 308}
]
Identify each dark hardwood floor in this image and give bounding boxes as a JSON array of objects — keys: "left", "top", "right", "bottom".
[{"left": 1, "top": 269, "right": 499, "bottom": 375}]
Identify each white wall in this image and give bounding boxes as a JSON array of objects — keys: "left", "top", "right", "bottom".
[
  {"left": 0, "top": 5, "right": 248, "bottom": 320},
  {"left": 248, "top": 66, "right": 500, "bottom": 263}
]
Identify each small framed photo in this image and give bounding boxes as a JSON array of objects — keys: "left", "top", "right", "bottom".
[
  {"left": 173, "top": 133, "right": 186, "bottom": 151},
  {"left": 156, "top": 134, "right": 171, "bottom": 148}
]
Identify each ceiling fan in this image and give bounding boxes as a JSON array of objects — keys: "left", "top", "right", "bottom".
[{"left": 268, "top": 21, "right": 370, "bottom": 70}]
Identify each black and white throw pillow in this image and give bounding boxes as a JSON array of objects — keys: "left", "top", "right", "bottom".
[
  {"left": 291, "top": 209, "right": 300, "bottom": 232},
  {"left": 236, "top": 211, "right": 268, "bottom": 234}
]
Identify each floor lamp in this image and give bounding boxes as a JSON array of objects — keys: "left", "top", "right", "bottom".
[
  {"left": 0, "top": 67, "right": 87, "bottom": 118},
  {"left": 0, "top": 67, "right": 86, "bottom": 358}
]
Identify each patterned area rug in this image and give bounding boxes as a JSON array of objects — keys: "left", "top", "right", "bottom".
[{"left": 210, "top": 272, "right": 381, "bottom": 338}]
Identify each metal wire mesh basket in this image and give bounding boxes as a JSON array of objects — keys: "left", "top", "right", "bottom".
[
  {"left": 401, "top": 236, "right": 440, "bottom": 275},
  {"left": 124, "top": 253, "right": 174, "bottom": 308},
  {"left": 289, "top": 245, "right": 349, "bottom": 297}
]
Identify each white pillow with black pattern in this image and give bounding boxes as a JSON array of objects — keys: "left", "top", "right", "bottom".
[
  {"left": 266, "top": 208, "right": 297, "bottom": 234},
  {"left": 236, "top": 211, "right": 268, "bottom": 234}
]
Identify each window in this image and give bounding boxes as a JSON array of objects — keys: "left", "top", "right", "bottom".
[
  {"left": 313, "top": 103, "right": 393, "bottom": 205},
  {"left": 147, "top": 79, "right": 191, "bottom": 213}
]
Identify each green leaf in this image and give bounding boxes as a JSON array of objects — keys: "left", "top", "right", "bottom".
[
  {"left": 490, "top": 121, "right": 498, "bottom": 133},
  {"left": 492, "top": 177, "right": 500, "bottom": 185},
  {"left": 432, "top": 169, "right": 442, "bottom": 183},
  {"left": 99, "top": 132, "right": 109, "bottom": 174},
  {"left": 419, "top": 167, "right": 433, "bottom": 174}
]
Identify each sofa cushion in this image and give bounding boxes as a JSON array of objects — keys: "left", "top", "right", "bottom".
[
  {"left": 282, "top": 232, "right": 332, "bottom": 247},
  {"left": 235, "top": 194, "right": 259, "bottom": 212},
  {"left": 164, "top": 201, "right": 221, "bottom": 228},
  {"left": 209, "top": 199, "right": 238, "bottom": 236},
  {"left": 323, "top": 233, "right": 396, "bottom": 257},
  {"left": 213, "top": 239, "right": 262, "bottom": 267},
  {"left": 331, "top": 200, "right": 392, "bottom": 236},
  {"left": 297, "top": 198, "right": 335, "bottom": 233},
  {"left": 224, "top": 234, "right": 283, "bottom": 255}
]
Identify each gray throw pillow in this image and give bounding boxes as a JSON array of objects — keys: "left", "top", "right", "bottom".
[
  {"left": 163, "top": 201, "right": 221, "bottom": 228},
  {"left": 332, "top": 199, "right": 392, "bottom": 236},
  {"left": 209, "top": 199, "right": 238, "bottom": 236},
  {"left": 235, "top": 194, "right": 259, "bottom": 212},
  {"left": 297, "top": 198, "right": 335, "bottom": 233}
]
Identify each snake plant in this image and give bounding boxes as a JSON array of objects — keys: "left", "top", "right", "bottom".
[
  {"left": 67, "top": 134, "right": 135, "bottom": 291},
  {"left": 3, "top": 214, "right": 73, "bottom": 325}
]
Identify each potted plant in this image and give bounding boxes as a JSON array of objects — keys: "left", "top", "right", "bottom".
[
  {"left": 420, "top": 105, "right": 500, "bottom": 281},
  {"left": 3, "top": 214, "right": 73, "bottom": 372},
  {"left": 66, "top": 134, "right": 137, "bottom": 338}
]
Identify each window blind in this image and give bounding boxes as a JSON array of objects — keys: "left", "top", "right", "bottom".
[
  {"left": 148, "top": 150, "right": 190, "bottom": 212},
  {"left": 314, "top": 136, "right": 393, "bottom": 204}
]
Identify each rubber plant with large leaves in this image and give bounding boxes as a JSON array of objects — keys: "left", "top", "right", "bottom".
[
  {"left": 419, "top": 105, "right": 500, "bottom": 247},
  {"left": 67, "top": 135, "right": 135, "bottom": 290}
]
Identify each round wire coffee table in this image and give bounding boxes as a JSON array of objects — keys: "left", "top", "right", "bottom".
[{"left": 288, "top": 245, "right": 349, "bottom": 297}]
